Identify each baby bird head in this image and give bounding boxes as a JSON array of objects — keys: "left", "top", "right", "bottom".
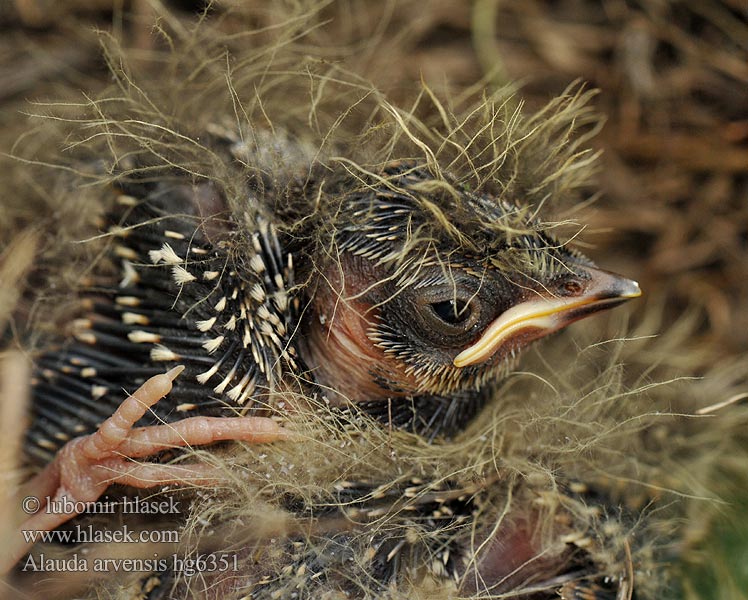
[{"left": 301, "top": 161, "right": 640, "bottom": 403}]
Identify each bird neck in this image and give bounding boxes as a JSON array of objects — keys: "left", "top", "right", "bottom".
[{"left": 298, "top": 257, "right": 420, "bottom": 404}]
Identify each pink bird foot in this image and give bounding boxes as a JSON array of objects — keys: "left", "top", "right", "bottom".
[{"left": 3, "top": 366, "right": 287, "bottom": 572}]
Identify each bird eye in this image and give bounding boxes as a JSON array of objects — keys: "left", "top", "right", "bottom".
[{"left": 430, "top": 299, "right": 472, "bottom": 326}]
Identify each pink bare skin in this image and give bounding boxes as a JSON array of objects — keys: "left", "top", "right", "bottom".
[{"left": 2, "top": 365, "right": 287, "bottom": 573}]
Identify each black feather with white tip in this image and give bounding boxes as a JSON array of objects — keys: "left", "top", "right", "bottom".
[{"left": 27, "top": 180, "right": 298, "bottom": 461}]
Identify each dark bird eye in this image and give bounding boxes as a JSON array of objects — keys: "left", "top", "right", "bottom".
[{"left": 430, "top": 299, "right": 471, "bottom": 325}]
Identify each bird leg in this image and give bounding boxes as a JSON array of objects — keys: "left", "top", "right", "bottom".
[{"left": 3, "top": 365, "right": 287, "bottom": 572}]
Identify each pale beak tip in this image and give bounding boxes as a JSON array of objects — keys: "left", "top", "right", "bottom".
[{"left": 618, "top": 278, "right": 642, "bottom": 300}]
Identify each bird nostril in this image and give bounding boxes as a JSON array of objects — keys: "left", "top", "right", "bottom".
[{"left": 561, "top": 280, "right": 583, "bottom": 296}]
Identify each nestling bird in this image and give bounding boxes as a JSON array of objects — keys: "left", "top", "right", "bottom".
[
  {"left": 9, "top": 132, "right": 640, "bottom": 583},
  {"left": 4, "top": 7, "right": 644, "bottom": 592},
  {"left": 23, "top": 147, "right": 640, "bottom": 452},
  {"left": 27, "top": 151, "right": 640, "bottom": 445},
  {"left": 8, "top": 94, "right": 641, "bottom": 573}
]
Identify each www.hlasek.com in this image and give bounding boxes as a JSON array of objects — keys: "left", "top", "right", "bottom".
[
  {"left": 22, "top": 523, "right": 180, "bottom": 545},
  {"left": 22, "top": 552, "right": 240, "bottom": 576}
]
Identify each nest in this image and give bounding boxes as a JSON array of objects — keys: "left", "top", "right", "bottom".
[{"left": 1, "top": 1, "right": 746, "bottom": 599}]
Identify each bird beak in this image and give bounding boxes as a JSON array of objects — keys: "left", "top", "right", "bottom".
[{"left": 453, "top": 267, "right": 641, "bottom": 368}]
